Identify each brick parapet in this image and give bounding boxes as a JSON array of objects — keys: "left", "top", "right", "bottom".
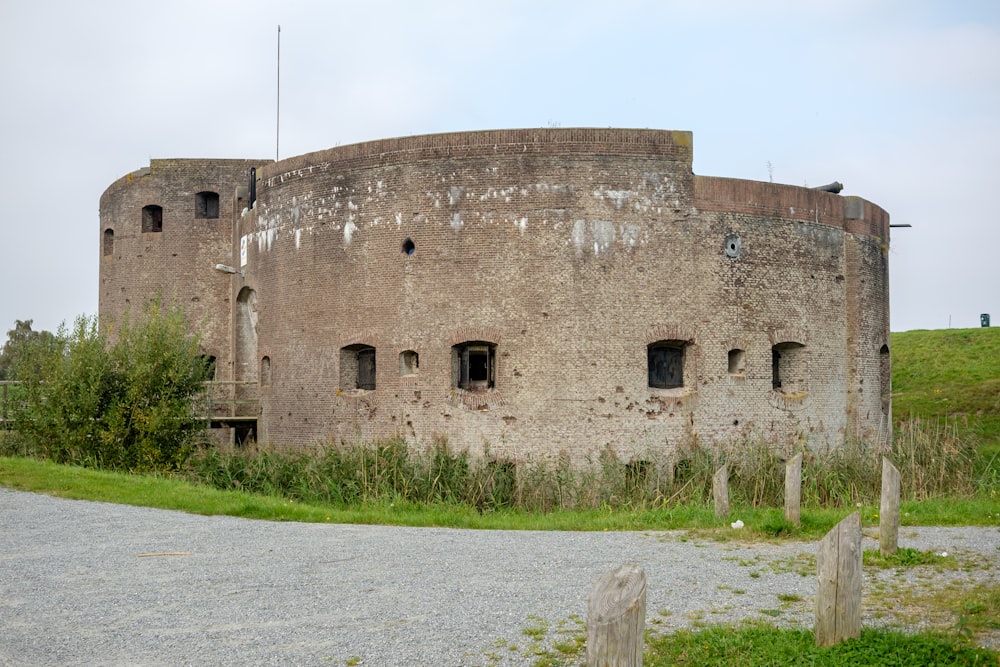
[{"left": 694, "top": 176, "right": 890, "bottom": 240}]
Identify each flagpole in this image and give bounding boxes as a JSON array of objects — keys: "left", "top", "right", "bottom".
[{"left": 276, "top": 24, "right": 281, "bottom": 162}]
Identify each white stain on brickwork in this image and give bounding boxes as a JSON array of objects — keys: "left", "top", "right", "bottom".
[
  {"left": 572, "top": 219, "right": 587, "bottom": 255},
  {"left": 620, "top": 223, "right": 640, "bottom": 249},
  {"left": 591, "top": 220, "right": 615, "bottom": 255},
  {"left": 344, "top": 219, "right": 357, "bottom": 244},
  {"left": 571, "top": 219, "right": 618, "bottom": 256},
  {"left": 451, "top": 212, "right": 464, "bottom": 231},
  {"left": 594, "top": 189, "right": 630, "bottom": 209}
]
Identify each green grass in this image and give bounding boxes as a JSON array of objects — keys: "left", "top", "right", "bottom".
[
  {"left": 891, "top": 327, "right": 1000, "bottom": 447},
  {"left": 643, "top": 623, "right": 997, "bottom": 666},
  {"left": 5, "top": 455, "right": 997, "bottom": 533}
]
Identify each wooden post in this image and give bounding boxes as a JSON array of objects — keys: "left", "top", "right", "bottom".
[
  {"left": 785, "top": 454, "right": 802, "bottom": 527},
  {"left": 713, "top": 464, "right": 729, "bottom": 519},
  {"left": 587, "top": 563, "right": 647, "bottom": 667},
  {"left": 815, "top": 512, "right": 862, "bottom": 647},
  {"left": 880, "top": 457, "right": 901, "bottom": 557}
]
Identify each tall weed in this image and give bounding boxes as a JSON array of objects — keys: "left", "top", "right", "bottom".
[{"left": 183, "top": 417, "right": 990, "bottom": 513}]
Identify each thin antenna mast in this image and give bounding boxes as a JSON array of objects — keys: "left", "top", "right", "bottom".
[{"left": 276, "top": 24, "right": 281, "bottom": 162}]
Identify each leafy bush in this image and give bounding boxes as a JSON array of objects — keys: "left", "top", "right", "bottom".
[{"left": 12, "top": 300, "right": 211, "bottom": 472}]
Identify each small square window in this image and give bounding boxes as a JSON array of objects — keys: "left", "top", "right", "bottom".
[
  {"left": 196, "top": 191, "right": 220, "bottom": 219},
  {"left": 341, "top": 344, "right": 376, "bottom": 391},
  {"left": 400, "top": 350, "right": 419, "bottom": 376},
  {"left": 142, "top": 205, "right": 163, "bottom": 233},
  {"left": 452, "top": 341, "right": 496, "bottom": 391},
  {"left": 648, "top": 341, "right": 686, "bottom": 389},
  {"left": 728, "top": 349, "right": 746, "bottom": 375}
]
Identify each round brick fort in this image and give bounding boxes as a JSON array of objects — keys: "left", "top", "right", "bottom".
[{"left": 99, "top": 128, "right": 891, "bottom": 463}]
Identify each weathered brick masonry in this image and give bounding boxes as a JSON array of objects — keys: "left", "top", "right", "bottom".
[{"left": 99, "top": 129, "right": 891, "bottom": 463}]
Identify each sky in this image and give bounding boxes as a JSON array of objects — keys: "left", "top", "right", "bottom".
[{"left": 1, "top": 0, "right": 998, "bottom": 336}]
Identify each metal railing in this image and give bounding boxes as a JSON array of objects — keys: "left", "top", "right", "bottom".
[{"left": 197, "top": 381, "right": 260, "bottom": 425}]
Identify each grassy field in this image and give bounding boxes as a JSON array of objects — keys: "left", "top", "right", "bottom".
[{"left": 891, "top": 326, "right": 1000, "bottom": 448}]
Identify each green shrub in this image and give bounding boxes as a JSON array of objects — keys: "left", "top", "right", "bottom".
[{"left": 12, "top": 299, "right": 211, "bottom": 472}]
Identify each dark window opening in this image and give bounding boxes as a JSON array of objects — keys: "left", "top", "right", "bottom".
[
  {"left": 142, "top": 205, "right": 163, "bottom": 233},
  {"left": 103, "top": 229, "right": 114, "bottom": 257},
  {"left": 400, "top": 350, "right": 419, "bottom": 376},
  {"left": 728, "top": 348, "right": 746, "bottom": 375},
  {"left": 198, "top": 355, "right": 217, "bottom": 381},
  {"left": 402, "top": 238, "right": 415, "bottom": 255},
  {"left": 195, "top": 191, "right": 220, "bottom": 219},
  {"left": 648, "top": 340, "right": 686, "bottom": 389},
  {"left": 772, "top": 348, "right": 781, "bottom": 389},
  {"left": 772, "top": 342, "right": 807, "bottom": 394},
  {"left": 235, "top": 425, "right": 255, "bottom": 447},
  {"left": 453, "top": 341, "right": 496, "bottom": 391},
  {"left": 341, "top": 344, "right": 376, "bottom": 391}
]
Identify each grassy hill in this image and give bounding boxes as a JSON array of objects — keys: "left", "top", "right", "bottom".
[{"left": 891, "top": 327, "right": 1000, "bottom": 448}]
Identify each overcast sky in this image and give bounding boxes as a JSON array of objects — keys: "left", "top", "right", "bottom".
[{"left": 1, "top": 0, "right": 997, "bottom": 336}]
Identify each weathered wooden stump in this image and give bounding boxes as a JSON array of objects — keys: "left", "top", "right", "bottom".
[
  {"left": 785, "top": 453, "right": 802, "bottom": 527},
  {"left": 587, "top": 563, "right": 647, "bottom": 667},
  {"left": 880, "top": 457, "right": 901, "bottom": 557},
  {"left": 713, "top": 464, "right": 729, "bottom": 519},
  {"left": 815, "top": 512, "right": 862, "bottom": 647}
]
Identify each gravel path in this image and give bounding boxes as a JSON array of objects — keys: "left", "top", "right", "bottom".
[{"left": 1, "top": 487, "right": 997, "bottom": 666}]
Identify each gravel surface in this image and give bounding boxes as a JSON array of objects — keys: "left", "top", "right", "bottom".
[{"left": 2, "top": 487, "right": 998, "bottom": 666}]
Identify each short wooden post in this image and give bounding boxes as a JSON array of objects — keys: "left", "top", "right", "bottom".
[
  {"left": 713, "top": 464, "right": 729, "bottom": 519},
  {"left": 587, "top": 563, "right": 647, "bottom": 667},
  {"left": 880, "top": 458, "right": 900, "bottom": 557},
  {"left": 815, "top": 512, "right": 862, "bottom": 647},
  {"left": 785, "top": 453, "right": 802, "bottom": 527}
]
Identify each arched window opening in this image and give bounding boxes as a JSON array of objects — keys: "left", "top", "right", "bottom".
[
  {"left": 452, "top": 341, "right": 496, "bottom": 391},
  {"left": 648, "top": 340, "right": 688, "bottom": 389},
  {"left": 399, "top": 350, "right": 419, "bottom": 376},
  {"left": 341, "top": 344, "right": 376, "bottom": 391},
  {"left": 772, "top": 342, "right": 807, "bottom": 394},
  {"left": 727, "top": 348, "right": 746, "bottom": 376},
  {"left": 879, "top": 344, "right": 890, "bottom": 415},
  {"left": 103, "top": 229, "right": 114, "bottom": 257},
  {"left": 195, "top": 191, "right": 220, "bottom": 219},
  {"left": 235, "top": 287, "right": 258, "bottom": 382},
  {"left": 142, "top": 205, "right": 163, "bottom": 233},
  {"left": 261, "top": 356, "right": 272, "bottom": 386}
]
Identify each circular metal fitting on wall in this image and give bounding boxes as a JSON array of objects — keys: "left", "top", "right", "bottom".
[{"left": 724, "top": 234, "right": 741, "bottom": 258}]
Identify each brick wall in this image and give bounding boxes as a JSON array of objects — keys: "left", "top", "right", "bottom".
[
  {"left": 99, "top": 158, "right": 271, "bottom": 383},
  {"left": 100, "top": 130, "right": 891, "bottom": 463}
]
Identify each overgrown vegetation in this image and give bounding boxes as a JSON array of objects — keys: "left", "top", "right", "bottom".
[
  {"left": 177, "top": 419, "right": 996, "bottom": 516},
  {"left": 8, "top": 300, "right": 212, "bottom": 472}
]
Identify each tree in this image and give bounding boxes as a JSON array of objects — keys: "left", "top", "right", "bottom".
[
  {"left": 0, "top": 320, "right": 56, "bottom": 380},
  {"left": 12, "top": 299, "right": 213, "bottom": 472}
]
